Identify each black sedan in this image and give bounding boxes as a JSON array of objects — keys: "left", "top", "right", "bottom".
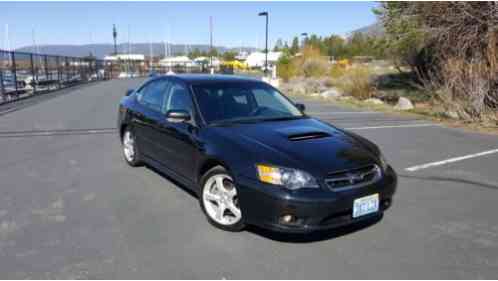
[{"left": 117, "top": 74, "right": 397, "bottom": 233}]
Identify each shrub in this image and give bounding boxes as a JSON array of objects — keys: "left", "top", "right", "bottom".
[
  {"left": 276, "top": 54, "right": 297, "bottom": 82},
  {"left": 329, "top": 64, "right": 346, "bottom": 79},
  {"left": 338, "top": 67, "right": 376, "bottom": 100},
  {"left": 302, "top": 58, "right": 328, "bottom": 78}
]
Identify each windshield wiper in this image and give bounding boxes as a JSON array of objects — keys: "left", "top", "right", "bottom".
[
  {"left": 259, "top": 116, "right": 307, "bottom": 122},
  {"left": 209, "top": 118, "right": 263, "bottom": 126},
  {"left": 210, "top": 116, "right": 306, "bottom": 126}
]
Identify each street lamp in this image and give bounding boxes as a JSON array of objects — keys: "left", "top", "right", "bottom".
[
  {"left": 258, "top": 11, "right": 269, "bottom": 74},
  {"left": 300, "top": 32, "right": 308, "bottom": 49}
]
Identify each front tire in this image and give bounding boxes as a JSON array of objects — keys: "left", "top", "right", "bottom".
[
  {"left": 121, "top": 126, "right": 143, "bottom": 167},
  {"left": 200, "top": 166, "right": 245, "bottom": 232}
]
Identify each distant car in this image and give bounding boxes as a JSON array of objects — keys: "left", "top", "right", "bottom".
[{"left": 117, "top": 75, "right": 397, "bottom": 233}]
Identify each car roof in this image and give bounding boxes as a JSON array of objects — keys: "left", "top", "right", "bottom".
[{"left": 157, "top": 74, "right": 264, "bottom": 85}]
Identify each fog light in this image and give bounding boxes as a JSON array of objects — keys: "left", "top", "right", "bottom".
[{"left": 281, "top": 214, "right": 295, "bottom": 224}]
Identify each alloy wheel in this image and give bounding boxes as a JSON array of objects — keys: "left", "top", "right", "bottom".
[
  {"left": 123, "top": 130, "right": 135, "bottom": 162},
  {"left": 202, "top": 174, "right": 242, "bottom": 226}
]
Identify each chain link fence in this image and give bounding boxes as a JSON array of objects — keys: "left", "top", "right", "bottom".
[
  {"left": 0, "top": 50, "right": 109, "bottom": 105},
  {"left": 0, "top": 49, "right": 242, "bottom": 105}
]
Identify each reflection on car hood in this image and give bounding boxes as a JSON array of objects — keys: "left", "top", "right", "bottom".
[{"left": 215, "top": 118, "right": 378, "bottom": 176}]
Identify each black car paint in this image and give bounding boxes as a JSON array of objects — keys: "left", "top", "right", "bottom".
[{"left": 118, "top": 75, "right": 397, "bottom": 233}]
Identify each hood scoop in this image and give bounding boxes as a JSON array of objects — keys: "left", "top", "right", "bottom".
[{"left": 287, "top": 131, "right": 331, "bottom": 141}]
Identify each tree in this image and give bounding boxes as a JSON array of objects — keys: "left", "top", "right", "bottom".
[
  {"left": 207, "top": 48, "right": 218, "bottom": 58},
  {"left": 290, "top": 36, "right": 300, "bottom": 55},
  {"left": 376, "top": 2, "right": 498, "bottom": 121},
  {"left": 273, "top": 38, "right": 284, "bottom": 52},
  {"left": 323, "top": 35, "right": 346, "bottom": 59},
  {"left": 373, "top": 2, "right": 426, "bottom": 69},
  {"left": 222, "top": 51, "right": 237, "bottom": 61},
  {"left": 188, "top": 48, "right": 202, "bottom": 59}
]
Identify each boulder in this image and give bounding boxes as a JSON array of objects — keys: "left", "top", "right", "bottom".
[
  {"left": 320, "top": 88, "right": 342, "bottom": 99},
  {"left": 365, "top": 98, "right": 384, "bottom": 105},
  {"left": 446, "top": 111, "right": 459, "bottom": 119},
  {"left": 394, "top": 97, "right": 414, "bottom": 110},
  {"left": 338, "top": 96, "right": 353, "bottom": 101}
]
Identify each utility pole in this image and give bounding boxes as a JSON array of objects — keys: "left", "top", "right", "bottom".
[
  {"left": 112, "top": 24, "right": 118, "bottom": 55},
  {"left": 4, "top": 24, "right": 10, "bottom": 52},
  {"left": 209, "top": 16, "right": 213, "bottom": 73}
]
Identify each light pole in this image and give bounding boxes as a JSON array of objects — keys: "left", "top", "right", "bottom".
[
  {"left": 113, "top": 24, "right": 118, "bottom": 55},
  {"left": 258, "top": 11, "right": 269, "bottom": 74},
  {"left": 300, "top": 32, "right": 308, "bottom": 49}
]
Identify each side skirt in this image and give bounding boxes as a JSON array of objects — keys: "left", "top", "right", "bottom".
[{"left": 143, "top": 155, "right": 199, "bottom": 196}]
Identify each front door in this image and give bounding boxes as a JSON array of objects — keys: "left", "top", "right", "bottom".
[{"left": 154, "top": 80, "right": 198, "bottom": 180}]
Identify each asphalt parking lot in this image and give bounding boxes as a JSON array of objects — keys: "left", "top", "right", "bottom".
[{"left": 0, "top": 78, "right": 497, "bottom": 279}]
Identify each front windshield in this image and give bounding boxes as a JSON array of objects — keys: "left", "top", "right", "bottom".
[{"left": 193, "top": 82, "right": 304, "bottom": 125}]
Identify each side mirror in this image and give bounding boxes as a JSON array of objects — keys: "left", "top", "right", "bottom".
[
  {"left": 295, "top": 103, "right": 306, "bottom": 112},
  {"left": 125, "top": 89, "right": 134, "bottom": 96},
  {"left": 166, "top": 110, "right": 191, "bottom": 123}
]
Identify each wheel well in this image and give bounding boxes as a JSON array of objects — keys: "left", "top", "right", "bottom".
[
  {"left": 198, "top": 159, "right": 225, "bottom": 183},
  {"left": 119, "top": 124, "right": 127, "bottom": 139}
]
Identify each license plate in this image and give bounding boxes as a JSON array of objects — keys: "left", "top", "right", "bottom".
[{"left": 353, "top": 193, "right": 379, "bottom": 218}]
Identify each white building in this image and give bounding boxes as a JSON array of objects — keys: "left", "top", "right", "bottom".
[
  {"left": 159, "top": 56, "right": 194, "bottom": 67},
  {"left": 104, "top": 54, "right": 145, "bottom": 63},
  {"left": 245, "top": 51, "right": 282, "bottom": 69}
]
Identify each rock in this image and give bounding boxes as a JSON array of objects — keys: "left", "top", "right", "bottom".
[
  {"left": 365, "top": 98, "right": 384, "bottom": 105},
  {"left": 394, "top": 97, "right": 414, "bottom": 110},
  {"left": 320, "top": 88, "right": 342, "bottom": 99},
  {"left": 305, "top": 79, "right": 322, "bottom": 94},
  {"left": 338, "top": 96, "right": 353, "bottom": 101},
  {"left": 446, "top": 111, "right": 459, "bottom": 119}
]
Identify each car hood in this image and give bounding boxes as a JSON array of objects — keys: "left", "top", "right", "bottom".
[{"left": 213, "top": 118, "right": 379, "bottom": 177}]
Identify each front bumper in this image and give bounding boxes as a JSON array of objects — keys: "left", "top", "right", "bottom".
[{"left": 236, "top": 166, "right": 397, "bottom": 233}]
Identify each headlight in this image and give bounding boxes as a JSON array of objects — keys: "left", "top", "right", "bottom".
[{"left": 256, "top": 164, "right": 319, "bottom": 190}]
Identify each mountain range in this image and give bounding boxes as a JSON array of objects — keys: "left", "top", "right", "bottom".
[
  {"left": 14, "top": 22, "right": 384, "bottom": 58},
  {"left": 15, "top": 43, "right": 256, "bottom": 59}
]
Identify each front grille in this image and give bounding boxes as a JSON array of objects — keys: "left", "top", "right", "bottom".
[{"left": 325, "top": 164, "right": 381, "bottom": 191}]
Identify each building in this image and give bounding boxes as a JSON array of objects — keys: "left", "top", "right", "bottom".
[
  {"left": 159, "top": 56, "right": 194, "bottom": 67},
  {"left": 245, "top": 51, "right": 282, "bottom": 69},
  {"left": 103, "top": 54, "right": 145, "bottom": 64}
]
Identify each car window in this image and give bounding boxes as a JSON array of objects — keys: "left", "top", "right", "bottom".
[
  {"left": 193, "top": 82, "right": 302, "bottom": 124},
  {"left": 252, "top": 89, "right": 291, "bottom": 113},
  {"left": 166, "top": 82, "right": 194, "bottom": 115},
  {"left": 137, "top": 79, "right": 170, "bottom": 113}
]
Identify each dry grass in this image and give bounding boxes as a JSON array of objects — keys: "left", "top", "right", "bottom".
[{"left": 336, "top": 66, "right": 376, "bottom": 100}]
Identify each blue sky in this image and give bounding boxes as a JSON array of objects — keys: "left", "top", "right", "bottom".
[{"left": 0, "top": 1, "right": 379, "bottom": 49}]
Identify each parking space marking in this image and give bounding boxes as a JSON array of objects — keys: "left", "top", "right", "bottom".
[
  {"left": 309, "top": 111, "right": 381, "bottom": 115},
  {"left": 405, "top": 149, "right": 498, "bottom": 172},
  {"left": 345, "top": 123, "right": 438, "bottom": 130}
]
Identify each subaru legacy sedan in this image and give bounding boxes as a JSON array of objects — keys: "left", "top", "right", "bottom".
[{"left": 117, "top": 74, "right": 397, "bottom": 233}]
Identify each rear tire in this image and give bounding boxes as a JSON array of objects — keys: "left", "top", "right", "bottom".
[
  {"left": 199, "top": 166, "right": 245, "bottom": 232},
  {"left": 122, "top": 126, "right": 143, "bottom": 167}
]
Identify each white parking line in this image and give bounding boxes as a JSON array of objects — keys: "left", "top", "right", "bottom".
[
  {"left": 405, "top": 149, "right": 498, "bottom": 172},
  {"left": 346, "top": 123, "right": 438, "bottom": 130},
  {"left": 309, "top": 111, "right": 381, "bottom": 115}
]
